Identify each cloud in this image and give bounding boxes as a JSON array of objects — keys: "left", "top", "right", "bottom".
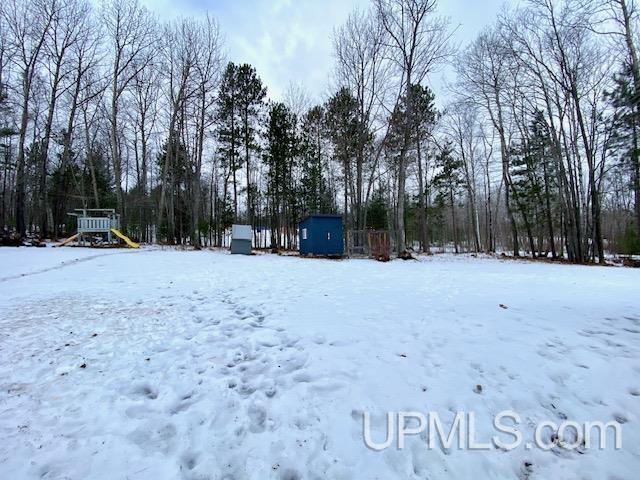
[
  {"left": 140, "top": 0, "right": 511, "bottom": 104},
  {"left": 140, "top": 0, "right": 365, "bottom": 103}
]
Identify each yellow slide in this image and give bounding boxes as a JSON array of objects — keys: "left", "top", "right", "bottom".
[
  {"left": 110, "top": 229, "right": 140, "bottom": 248},
  {"left": 55, "top": 233, "right": 78, "bottom": 247}
]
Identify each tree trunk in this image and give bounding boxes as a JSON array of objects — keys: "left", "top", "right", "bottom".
[
  {"left": 494, "top": 93, "right": 519, "bottom": 256},
  {"left": 396, "top": 83, "right": 412, "bottom": 254},
  {"left": 110, "top": 83, "right": 125, "bottom": 225},
  {"left": 542, "top": 155, "right": 557, "bottom": 258},
  {"left": 15, "top": 74, "right": 31, "bottom": 237},
  {"left": 450, "top": 187, "right": 458, "bottom": 253},
  {"left": 416, "top": 129, "right": 428, "bottom": 252},
  {"left": 38, "top": 58, "right": 65, "bottom": 237},
  {"left": 54, "top": 69, "right": 82, "bottom": 238},
  {"left": 192, "top": 90, "right": 207, "bottom": 248},
  {"left": 571, "top": 81, "right": 604, "bottom": 263}
]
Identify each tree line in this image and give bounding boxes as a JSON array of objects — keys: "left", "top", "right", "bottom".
[{"left": 0, "top": 0, "right": 638, "bottom": 261}]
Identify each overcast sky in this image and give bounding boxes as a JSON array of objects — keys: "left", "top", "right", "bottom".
[{"left": 140, "top": 0, "right": 509, "bottom": 103}]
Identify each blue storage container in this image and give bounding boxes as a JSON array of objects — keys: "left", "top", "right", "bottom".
[{"left": 299, "top": 215, "right": 344, "bottom": 257}]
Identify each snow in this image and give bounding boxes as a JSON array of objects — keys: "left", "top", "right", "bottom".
[
  {"left": 232, "top": 225, "right": 253, "bottom": 241},
  {"left": 0, "top": 248, "right": 638, "bottom": 479}
]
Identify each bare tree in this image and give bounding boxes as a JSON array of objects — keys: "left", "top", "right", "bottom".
[
  {"left": 0, "top": 3, "right": 14, "bottom": 102},
  {"left": 445, "top": 101, "right": 483, "bottom": 252},
  {"left": 527, "top": 0, "right": 608, "bottom": 262},
  {"left": 333, "top": 7, "right": 390, "bottom": 235},
  {"left": 191, "top": 14, "right": 223, "bottom": 248},
  {"left": 455, "top": 26, "right": 521, "bottom": 255},
  {"left": 79, "top": 69, "right": 108, "bottom": 210},
  {"left": 283, "top": 81, "right": 311, "bottom": 118},
  {"left": 130, "top": 50, "right": 160, "bottom": 197},
  {"left": 36, "top": 0, "right": 92, "bottom": 236},
  {"left": 52, "top": 0, "right": 100, "bottom": 237},
  {"left": 374, "top": 0, "right": 454, "bottom": 254},
  {"left": 102, "top": 0, "right": 155, "bottom": 227},
  {"left": 2, "top": 0, "right": 55, "bottom": 236},
  {"left": 156, "top": 18, "right": 203, "bottom": 243}
]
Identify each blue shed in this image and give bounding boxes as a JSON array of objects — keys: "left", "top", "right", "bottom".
[{"left": 299, "top": 215, "right": 344, "bottom": 257}]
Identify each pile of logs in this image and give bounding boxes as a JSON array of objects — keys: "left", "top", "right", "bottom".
[{"left": 0, "top": 232, "right": 46, "bottom": 247}]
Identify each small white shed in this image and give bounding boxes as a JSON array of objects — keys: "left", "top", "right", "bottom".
[{"left": 231, "top": 224, "right": 252, "bottom": 255}]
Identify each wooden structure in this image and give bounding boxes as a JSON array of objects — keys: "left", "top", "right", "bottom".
[
  {"left": 69, "top": 209, "right": 119, "bottom": 246},
  {"left": 368, "top": 230, "right": 390, "bottom": 262},
  {"left": 58, "top": 209, "right": 139, "bottom": 248}
]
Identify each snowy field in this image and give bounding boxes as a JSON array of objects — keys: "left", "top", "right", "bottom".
[{"left": 0, "top": 247, "right": 639, "bottom": 479}]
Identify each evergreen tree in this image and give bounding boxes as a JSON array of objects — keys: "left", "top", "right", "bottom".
[
  {"left": 608, "top": 63, "right": 640, "bottom": 239},
  {"left": 299, "top": 105, "right": 333, "bottom": 215},
  {"left": 433, "top": 142, "right": 464, "bottom": 253},
  {"left": 366, "top": 188, "right": 388, "bottom": 231},
  {"left": 263, "top": 102, "right": 298, "bottom": 249},
  {"left": 621, "top": 223, "right": 640, "bottom": 255},
  {"left": 156, "top": 137, "right": 189, "bottom": 244},
  {"left": 236, "top": 64, "right": 266, "bottom": 224},
  {"left": 216, "top": 62, "right": 242, "bottom": 220},
  {"left": 325, "top": 88, "right": 360, "bottom": 227},
  {"left": 410, "top": 84, "right": 437, "bottom": 251},
  {"left": 510, "top": 111, "right": 558, "bottom": 257}
]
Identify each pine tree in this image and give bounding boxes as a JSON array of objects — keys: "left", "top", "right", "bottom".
[
  {"left": 510, "top": 111, "right": 558, "bottom": 257},
  {"left": 236, "top": 64, "right": 266, "bottom": 225},
  {"left": 299, "top": 105, "right": 333, "bottom": 215},
  {"left": 433, "top": 142, "right": 464, "bottom": 253},
  {"left": 325, "top": 88, "right": 360, "bottom": 228},
  {"left": 366, "top": 188, "right": 388, "bottom": 231},
  {"left": 216, "top": 62, "right": 242, "bottom": 220},
  {"left": 156, "top": 137, "right": 189, "bottom": 243},
  {"left": 608, "top": 64, "right": 640, "bottom": 240},
  {"left": 263, "top": 102, "right": 298, "bottom": 249},
  {"left": 409, "top": 84, "right": 437, "bottom": 251}
]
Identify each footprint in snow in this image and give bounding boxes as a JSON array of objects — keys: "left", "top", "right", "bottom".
[
  {"left": 123, "top": 403, "right": 146, "bottom": 419},
  {"left": 470, "top": 362, "right": 484, "bottom": 374},
  {"left": 279, "top": 468, "right": 302, "bottom": 480},
  {"left": 613, "top": 413, "right": 629, "bottom": 424},
  {"left": 131, "top": 383, "right": 158, "bottom": 400},
  {"left": 128, "top": 423, "right": 177, "bottom": 455},
  {"left": 309, "top": 380, "right": 346, "bottom": 393},
  {"left": 238, "top": 382, "right": 257, "bottom": 397},
  {"left": 180, "top": 452, "right": 199, "bottom": 471},
  {"left": 247, "top": 403, "right": 267, "bottom": 433},
  {"left": 170, "top": 392, "right": 196, "bottom": 415},
  {"left": 292, "top": 372, "right": 313, "bottom": 383},
  {"left": 262, "top": 380, "right": 277, "bottom": 398}
]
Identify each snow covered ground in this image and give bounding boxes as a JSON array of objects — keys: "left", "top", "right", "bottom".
[{"left": 0, "top": 247, "right": 638, "bottom": 479}]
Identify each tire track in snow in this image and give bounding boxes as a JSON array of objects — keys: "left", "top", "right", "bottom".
[{"left": 0, "top": 249, "right": 141, "bottom": 283}]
